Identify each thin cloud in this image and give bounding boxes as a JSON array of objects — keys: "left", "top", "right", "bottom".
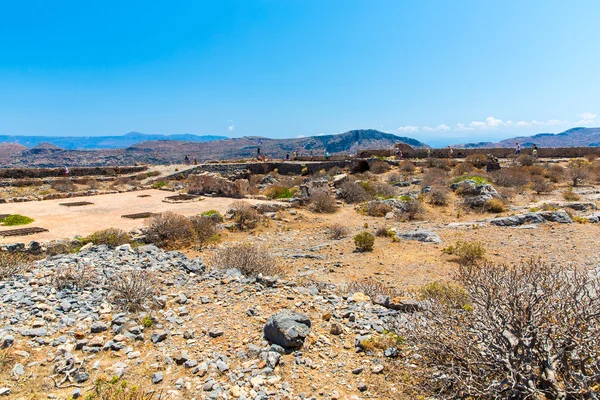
[
  {"left": 228, "top": 124, "right": 235, "bottom": 131},
  {"left": 396, "top": 125, "right": 420, "bottom": 133},
  {"left": 576, "top": 112, "right": 596, "bottom": 125}
]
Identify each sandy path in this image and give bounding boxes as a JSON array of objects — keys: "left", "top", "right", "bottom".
[{"left": 0, "top": 189, "right": 277, "bottom": 244}]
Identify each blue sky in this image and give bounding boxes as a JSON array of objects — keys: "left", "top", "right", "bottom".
[{"left": 1, "top": 0, "right": 599, "bottom": 146}]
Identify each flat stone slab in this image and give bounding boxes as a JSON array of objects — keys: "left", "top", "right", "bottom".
[
  {"left": 395, "top": 230, "right": 442, "bottom": 244},
  {"left": 0, "top": 227, "right": 49, "bottom": 237}
]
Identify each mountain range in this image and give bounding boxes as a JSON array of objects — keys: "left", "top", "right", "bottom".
[
  {"left": 0, "top": 132, "right": 227, "bottom": 150},
  {"left": 456, "top": 127, "right": 600, "bottom": 148}
]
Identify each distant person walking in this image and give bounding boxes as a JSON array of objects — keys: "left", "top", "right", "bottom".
[
  {"left": 532, "top": 144, "right": 538, "bottom": 159},
  {"left": 515, "top": 142, "right": 521, "bottom": 155},
  {"left": 310, "top": 150, "right": 314, "bottom": 161},
  {"left": 64, "top": 165, "right": 69, "bottom": 177},
  {"left": 325, "top": 151, "right": 330, "bottom": 160},
  {"left": 448, "top": 146, "right": 453, "bottom": 158},
  {"left": 193, "top": 157, "right": 198, "bottom": 165},
  {"left": 286, "top": 152, "right": 290, "bottom": 161},
  {"left": 394, "top": 147, "right": 400, "bottom": 159},
  {"left": 427, "top": 148, "right": 431, "bottom": 158}
]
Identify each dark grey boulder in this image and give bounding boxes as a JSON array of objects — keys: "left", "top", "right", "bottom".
[{"left": 264, "top": 310, "right": 311, "bottom": 349}]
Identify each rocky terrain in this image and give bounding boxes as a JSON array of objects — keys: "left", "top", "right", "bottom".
[{"left": 457, "top": 127, "right": 600, "bottom": 148}]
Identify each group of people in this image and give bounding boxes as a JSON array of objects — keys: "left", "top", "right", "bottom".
[
  {"left": 515, "top": 142, "right": 538, "bottom": 158},
  {"left": 183, "top": 155, "right": 199, "bottom": 165}
]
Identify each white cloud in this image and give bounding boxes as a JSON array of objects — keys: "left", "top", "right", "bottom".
[
  {"left": 228, "top": 124, "right": 235, "bottom": 132},
  {"left": 422, "top": 124, "right": 450, "bottom": 132},
  {"left": 396, "top": 125, "right": 420, "bottom": 133},
  {"left": 485, "top": 116, "right": 503, "bottom": 127},
  {"left": 578, "top": 112, "right": 596, "bottom": 120},
  {"left": 455, "top": 123, "right": 474, "bottom": 131},
  {"left": 576, "top": 112, "right": 597, "bottom": 125}
]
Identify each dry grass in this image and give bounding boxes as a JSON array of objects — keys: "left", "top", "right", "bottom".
[
  {"left": 229, "top": 200, "right": 261, "bottom": 230},
  {"left": 327, "top": 224, "right": 349, "bottom": 240},
  {"left": 145, "top": 212, "right": 195, "bottom": 249},
  {"left": 0, "top": 252, "right": 30, "bottom": 280},
  {"left": 309, "top": 191, "right": 338, "bottom": 213},
  {"left": 189, "top": 216, "right": 219, "bottom": 248},
  {"left": 52, "top": 263, "right": 96, "bottom": 290},
  {"left": 108, "top": 269, "right": 158, "bottom": 312},
  {"left": 82, "top": 228, "right": 131, "bottom": 247},
  {"left": 347, "top": 277, "right": 397, "bottom": 298},
  {"left": 338, "top": 181, "right": 372, "bottom": 203},
  {"left": 211, "top": 243, "right": 286, "bottom": 277}
]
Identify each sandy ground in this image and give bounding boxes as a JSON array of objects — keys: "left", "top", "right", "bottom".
[{"left": 0, "top": 189, "right": 279, "bottom": 244}]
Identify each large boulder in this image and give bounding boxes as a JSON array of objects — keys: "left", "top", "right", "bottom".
[
  {"left": 264, "top": 310, "right": 311, "bottom": 349},
  {"left": 490, "top": 211, "right": 572, "bottom": 226}
]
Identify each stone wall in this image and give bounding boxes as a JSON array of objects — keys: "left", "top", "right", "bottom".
[
  {"left": 187, "top": 172, "right": 250, "bottom": 198},
  {"left": 358, "top": 147, "right": 600, "bottom": 159},
  {"left": 0, "top": 166, "right": 148, "bottom": 179}
]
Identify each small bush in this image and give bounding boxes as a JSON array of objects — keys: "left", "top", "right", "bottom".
[
  {"left": 375, "top": 226, "right": 394, "bottom": 237},
  {"left": 189, "top": 216, "right": 219, "bottom": 247},
  {"left": 146, "top": 171, "right": 161, "bottom": 178},
  {"left": 200, "top": 210, "right": 224, "bottom": 222},
  {"left": 401, "top": 198, "right": 425, "bottom": 220},
  {"left": 338, "top": 182, "right": 372, "bottom": 203},
  {"left": 264, "top": 185, "right": 294, "bottom": 199},
  {"left": 88, "top": 377, "right": 155, "bottom": 400},
  {"left": 86, "top": 178, "right": 100, "bottom": 189},
  {"left": 358, "top": 330, "right": 405, "bottom": 352},
  {"left": 443, "top": 240, "right": 486, "bottom": 265},
  {"left": 427, "top": 158, "right": 451, "bottom": 171},
  {"left": 145, "top": 212, "right": 195, "bottom": 249},
  {"left": 211, "top": 243, "right": 286, "bottom": 277},
  {"left": 517, "top": 154, "right": 535, "bottom": 166},
  {"left": 45, "top": 241, "right": 80, "bottom": 256},
  {"left": 364, "top": 200, "right": 393, "bottom": 217},
  {"left": 229, "top": 201, "right": 260, "bottom": 230},
  {"left": 82, "top": 228, "right": 131, "bottom": 247},
  {"left": 428, "top": 186, "right": 449, "bottom": 206},
  {"left": 485, "top": 198, "right": 506, "bottom": 213},
  {"left": 572, "top": 215, "right": 589, "bottom": 224},
  {"left": 1, "top": 214, "right": 34, "bottom": 226},
  {"left": 386, "top": 172, "right": 403, "bottom": 184},
  {"left": 399, "top": 161, "right": 416, "bottom": 173},
  {"left": 52, "top": 264, "right": 96, "bottom": 290},
  {"left": 453, "top": 162, "right": 476, "bottom": 176},
  {"left": 0, "top": 252, "right": 29, "bottom": 280},
  {"left": 354, "top": 231, "right": 375, "bottom": 252},
  {"left": 530, "top": 175, "right": 554, "bottom": 194},
  {"left": 541, "top": 165, "right": 563, "bottom": 184},
  {"left": 464, "top": 154, "right": 488, "bottom": 168},
  {"left": 453, "top": 175, "right": 491, "bottom": 185},
  {"left": 418, "top": 281, "right": 471, "bottom": 309},
  {"left": 51, "top": 179, "right": 75, "bottom": 192},
  {"left": 371, "top": 182, "right": 398, "bottom": 199},
  {"left": 370, "top": 161, "right": 390, "bottom": 174},
  {"left": 327, "top": 224, "right": 349, "bottom": 240},
  {"left": 566, "top": 164, "right": 590, "bottom": 186},
  {"left": 108, "top": 269, "right": 158, "bottom": 312},
  {"left": 491, "top": 167, "right": 531, "bottom": 188},
  {"left": 562, "top": 189, "right": 580, "bottom": 201},
  {"left": 422, "top": 168, "right": 450, "bottom": 187},
  {"left": 309, "top": 191, "right": 338, "bottom": 213},
  {"left": 151, "top": 181, "right": 167, "bottom": 189}
]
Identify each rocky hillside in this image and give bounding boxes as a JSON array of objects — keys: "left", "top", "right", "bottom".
[
  {"left": 457, "top": 127, "right": 600, "bottom": 148},
  {"left": 1, "top": 129, "right": 427, "bottom": 167}
]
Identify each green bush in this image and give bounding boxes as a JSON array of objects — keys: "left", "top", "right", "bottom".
[
  {"left": 265, "top": 185, "right": 294, "bottom": 199},
  {"left": 82, "top": 228, "right": 131, "bottom": 247},
  {"left": 200, "top": 210, "right": 224, "bottom": 222},
  {"left": 151, "top": 181, "right": 167, "bottom": 189},
  {"left": 354, "top": 232, "right": 375, "bottom": 252},
  {"left": 453, "top": 175, "right": 491, "bottom": 185},
  {"left": 419, "top": 281, "right": 471, "bottom": 310},
  {"left": 1, "top": 214, "right": 34, "bottom": 226},
  {"left": 485, "top": 198, "right": 506, "bottom": 213},
  {"left": 443, "top": 240, "right": 486, "bottom": 265}
]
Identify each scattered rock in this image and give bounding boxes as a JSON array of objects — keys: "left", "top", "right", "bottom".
[{"left": 264, "top": 310, "right": 311, "bottom": 349}]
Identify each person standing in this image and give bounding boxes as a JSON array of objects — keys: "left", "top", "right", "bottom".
[
  {"left": 325, "top": 151, "right": 330, "bottom": 160},
  {"left": 286, "top": 152, "right": 290, "bottom": 161},
  {"left": 515, "top": 142, "right": 521, "bottom": 155},
  {"left": 532, "top": 144, "right": 538, "bottom": 159},
  {"left": 448, "top": 146, "right": 453, "bottom": 158},
  {"left": 427, "top": 148, "right": 431, "bottom": 158},
  {"left": 64, "top": 165, "right": 69, "bottom": 177}
]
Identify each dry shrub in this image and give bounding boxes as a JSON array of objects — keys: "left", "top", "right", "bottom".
[
  {"left": 396, "top": 259, "right": 600, "bottom": 399},
  {"left": 428, "top": 186, "right": 449, "bottom": 206},
  {"left": 52, "top": 263, "right": 96, "bottom": 290},
  {"left": 45, "top": 241, "right": 80, "bottom": 256},
  {"left": 83, "top": 228, "right": 131, "bottom": 247},
  {"left": 86, "top": 178, "right": 100, "bottom": 189},
  {"left": 365, "top": 200, "right": 393, "bottom": 217},
  {"left": 490, "top": 166, "right": 531, "bottom": 187},
  {"left": 108, "top": 269, "right": 158, "bottom": 312},
  {"left": 526, "top": 165, "right": 544, "bottom": 176},
  {"left": 452, "top": 162, "right": 476, "bottom": 176},
  {"left": 371, "top": 182, "right": 398, "bottom": 198},
  {"left": 145, "top": 212, "right": 195, "bottom": 249},
  {"left": 211, "top": 243, "right": 286, "bottom": 277},
  {"left": 189, "top": 216, "right": 219, "bottom": 247},
  {"left": 562, "top": 189, "right": 580, "bottom": 201},
  {"left": 530, "top": 175, "right": 554, "bottom": 194},
  {"left": 51, "top": 179, "right": 75, "bottom": 192},
  {"left": 370, "top": 161, "right": 390, "bottom": 174},
  {"left": 0, "top": 252, "right": 29, "bottom": 280},
  {"left": 309, "top": 191, "right": 337, "bottom": 213},
  {"left": 443, "top": 240, "right": 485, "bottom": 265},
  {"left": 484, "top": 198, "right": 506, "bottom": 213},
  {"left": 427, "top": 158, "right": 451, "bottom": 171},
  {"left": 375, "top": 226, "right": 394, "bottom": 237},
  {"left": 544, "top": 164, "right": 565, "bottom": 183},
  {"left": 399, "top": 161, "right": 416, "bottom": 173},
  {"left": 89, "top": 377, "right": 156, "bottom": 400},
  {"left": 517, "top": 154, "right": 535, "bottom": 166},
  {"left": 386, "top": 172, "right": 403, "bottom": 184},
  {"left": 566, "top": 164, "right": 591, "bottom": 186},
  {"left": 347, "top": 277, "right": 397, "bottom": 298},
  {"left": 422, "top": 168, "right": 449, "bottom": 187},
  {"left": 418, "top": 280, "right": 471, "bottom": 309},
  {"left": 354, "top": 231, "right": 375, "bottom": 252},
  {"left": 229, "top": 201, "right": 260, "bottom": 230},
  {"left": 401, "top": 198, "right": 425, "bottom": 220},
  {"left": 338, "top": 181, "right": 372, "bottom": 203},
  {"left": 327, "top": 224, "right": 349, "bottom": 240},
  {"left": 464, "top": 154, "right": 488, "bottom": 168}
]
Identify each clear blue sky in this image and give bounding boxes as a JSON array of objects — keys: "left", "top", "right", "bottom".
[{"left": 1, "top": 0, "right": 599, "bottom": 146}]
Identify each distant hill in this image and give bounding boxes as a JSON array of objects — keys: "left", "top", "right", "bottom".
[
  {"left": 1, "top": 129, "right": 427, "bottom": 167},
  {"left": 0, "top": 132, "right": 227, "bottom": 150},
  {"left": 457, "top": 127, "right": 600, "bottom": 148}
]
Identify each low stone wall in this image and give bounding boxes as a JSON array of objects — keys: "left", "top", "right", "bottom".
[
  {"left": 359, "top": 147, "right": 600, "bottom": 159},
  {"left": 0, "top": 186, "right": 149, "bottom": 204},
  {"left": 0, "top": 165, "right": 147, "bottom": 179},
  {"left": 187, "top": 173, "right": 250, "bottom": 198}
]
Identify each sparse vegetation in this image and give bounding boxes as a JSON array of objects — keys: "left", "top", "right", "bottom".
[
  {"left": 108, "top": 269, "right": 158, "bottom": 312},
  {"left": 0, "top": 252, "right": 29, "bottom": 280},
  {"left": 428, "top": 186, "right": 449, "bottom": 206},
  {"left": 354, "top": 231, "right": 375, "bottom": 252},
  {"left": 419, "top": 280, "right": 471, "bottom": 309},
  {"left": 375, "top": 226, "right": 394, "bottom": 237},
  {"left": 189, "top": 215, "right": 219, "bottom": 247},
  {"left": 338, "top": 181, "right": 372, "bottom": 203},
  {"left": 229, "top": 201, "right": 260, "bottom": 230},
  {"left": 443, "top": 240, "right": 486, "bottom": 265},
  {"left": 211, "top": 243, "right": 286, "bottom": 277},
  {"left": 200, "top": 209, "right": 224, "bottom": 222},
  {"left": 82, "top": 228, "right": 131, "bottom": 247},
  {"left": 327, "top": 224, "right": 349, "bottom": 240},
  {"left": 151, "top": 180, "right": 167, "bottom": 189},
  {"left": 309, "top": 191, "right": 338, "bottom": 213},
  {"left": 400, "top": 197, "right": 425, "bottom": 220},
  {"left": 145, "top": 212, "right": 195, "bottom": 249},
  {"left": 369, "top": 160, "right": 390, "bottom": 174},
  {"left": 264, "top": 185, "right": 294, "bottom": 199},
  {"left": 364, "top": 200, "right": 393, "bottom": 217},
  {"left": 530, "top": 175, "right": 554, "bottom": 194},
  {"left": 1, "top": 214, "right": 34, "bottom": 226},
  {"left": 347, "top": 277, "right": 396, "bottom": 298},
  {"left": 87, "top": 377, "right": 156, "bottom": 400},
  {"left": 52, "top": 263, "right": 96, "bottom": 290},
  {"left": 484, "top": 198, "right": 506, "bottom": 213},
  {"left": 562, "top": 189, "right": 580, "bottom": 201}
]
